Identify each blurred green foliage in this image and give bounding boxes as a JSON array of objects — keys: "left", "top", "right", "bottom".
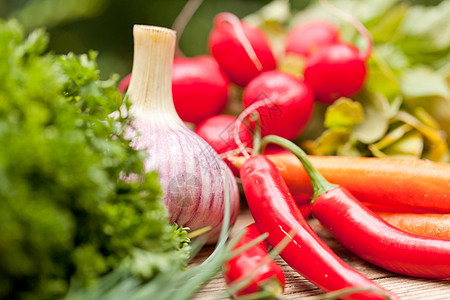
[
  {"left": 0, "top": 0, "right": 278, "bottom": 78},
  {"left": 0, "top": 0, "right": 443, "bottom": 78}
]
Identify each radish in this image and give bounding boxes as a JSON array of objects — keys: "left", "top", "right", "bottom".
[
  {"left": 208, "top": 12, "right": 276, "bottom": 87},
  {"left": 304, "top": 42, "right": 367, "bottom": 104},
  {"left": 195, "top": 114, "right": 253, "bottom": 176},
  {"left": 263, "top": 144, "right": 291, "bottom": 155},
  {"left": 242, "top": 70, "right": 314, "bottom": 141},
  {"left": 118, "top": 73, "right": 131, "bottom": 94},
  {"left": 303, "top": 0, "right": 373, "bottom": 104},
  {"left": 117, "top": 55, "right": 229, "bottom": 125},
  {"left": 285, "top": 21, "right": 339, "bottom": 57},
  {"left": 172, "top": 55, "right": 229, "bottom": 124}
]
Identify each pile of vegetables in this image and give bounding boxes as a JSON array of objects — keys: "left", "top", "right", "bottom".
[
  {"left": 2, "top": 0, "right": 450, "bottom": 299},
  {"left": 215, "top": 1, "right": 450, "bottom": 298},
  {"left": 236, "top": 134, "right": 450, "bottom": 299},
  {"left": 271, "top": 0, "right": 449, "bottom": 161},
  {"left": 116, "top": 0, "right": 450, "bottom": 298},
  {"left": 122, "top": 0, "right": 450, "bottom": 162},
  {"left": 0, "top": 20, "right": 190, "bottom": 299}
]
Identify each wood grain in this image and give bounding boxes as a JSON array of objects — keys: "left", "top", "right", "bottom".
[{"left": 192, "top": 210, "right": 450, "bottom": 300}]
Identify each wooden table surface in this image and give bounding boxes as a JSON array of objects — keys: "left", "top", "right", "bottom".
[{"left": 192, "top": 209, "right": 450, "bottom": 300}]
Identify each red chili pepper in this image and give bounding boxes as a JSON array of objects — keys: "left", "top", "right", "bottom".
[
  {"left": 240, "top": 155, "right": 396, "bottom": 300},
  {"left": 262, "top": 135, "right": 450, "bottom": 279},
  {"left": 293, "top": 193, "right": 312, "bottom": 219},
  {"left": 223, "top": 223, "right": 285, "bottom": 298}
]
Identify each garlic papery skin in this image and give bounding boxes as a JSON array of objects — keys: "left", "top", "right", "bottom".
[{"left": 126, "top": 25, "right": 240, "bottom": 242}]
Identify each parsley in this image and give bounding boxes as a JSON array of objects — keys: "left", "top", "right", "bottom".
[{"left": 0, "top": 19, "right": 189, "bottom": 300}]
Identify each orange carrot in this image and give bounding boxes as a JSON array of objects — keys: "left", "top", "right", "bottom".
[
  {"left": 375, "top": 212, "right": 450, "bottom": 239},
  {"left": 229, "top": 154, "right": 450, "bottom": 212}
]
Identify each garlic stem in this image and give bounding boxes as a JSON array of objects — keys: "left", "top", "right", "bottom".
[{"left": 127, "top": 25, "right": 182, "bottom": 125}]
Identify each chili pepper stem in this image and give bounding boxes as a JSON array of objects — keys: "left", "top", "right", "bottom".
[{"left": 260, "top": 135, "right": 337, "bottom": 201}]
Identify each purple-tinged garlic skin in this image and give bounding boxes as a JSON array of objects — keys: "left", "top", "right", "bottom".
[
  {"left": 126, "top": 25, "right": 239, "bottom": 242},
  {"left": 130, "top": 120, "right": 239, "bottom": 240}
]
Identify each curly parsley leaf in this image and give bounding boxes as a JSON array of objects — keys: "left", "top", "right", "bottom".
[{"left": 0, "top": 19, "right": 189, "bottom": 300}]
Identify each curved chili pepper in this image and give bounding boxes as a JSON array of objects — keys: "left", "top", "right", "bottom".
[
  {"left": 313, "top": 187, "right": 450, "bottom": 278},
  {"left": 240, "top": 155, "right": 396, "bottom": 300},
  {"left": 261, "top": 135, "right": 450, "bottom": 279},
  {"left": 293, "top": 193, "right": 313, "bottom": 219},
  {"left": 223, "top": 223, "right": 285, "bottom": 298}
]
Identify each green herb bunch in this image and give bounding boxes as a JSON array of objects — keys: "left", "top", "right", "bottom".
[{"left": 0, "top": 20, "right": 189, "bottom": 300}]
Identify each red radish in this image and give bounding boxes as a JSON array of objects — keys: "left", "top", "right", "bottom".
[
  {"left": 195, "top": 114, "right": 253, "bottom": 154},
  {"left": 285, "top": 21, "right": 340, "bottom": 57},
  {"left": 196, "top": 114, "right": 253, "bottom": 176},
  {"left": 242, "top": 70, "right": 314, "bottom": 141},
  {"left": 208, "top": 12, "right": 276, "bottom": 87},
  {"left": 304, "top": 42, "right": 367, "bottom": 104},
  {"left": 303, "top": 0, "right": 374, "bottom": 104},
  {"left": 172, "top": 55, "right": 229, "bottom": 124},
  {"left": 118, "top": 73, "right": 131, "bottom": 94},
  {"left": 117, "top": 56, "right": 229, "bottom": 124},
  {"left": 263, "top": 145, "right": 291, "bottom": 155}
]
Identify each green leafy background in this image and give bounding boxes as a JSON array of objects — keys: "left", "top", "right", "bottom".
[
  {"left": 280, "top": 0, "right": 450, "bottom": 161},
  {"left": 240, "top": 0, "right": 449, "bottom": 162},
  {"left": 0, "top": 0, "right": 442, "bottom": 77}
]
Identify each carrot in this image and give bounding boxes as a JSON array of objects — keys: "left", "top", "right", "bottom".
[
  {"left": 229, "top": 153, "right": 450, "bottom": 212},
  {"left": 361, "top": 202, "right": 439, "bottom": 213},
  {"left": 375, "top": 212, "right": 450, "bottom": 239}
]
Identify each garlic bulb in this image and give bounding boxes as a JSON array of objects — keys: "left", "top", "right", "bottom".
[{"left": 126, "top": 25, "right": 240, "bottom": 242}]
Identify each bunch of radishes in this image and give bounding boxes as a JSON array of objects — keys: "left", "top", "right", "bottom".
[{"left": 119, "top": 10, "right": 371, "bottom": 169}]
